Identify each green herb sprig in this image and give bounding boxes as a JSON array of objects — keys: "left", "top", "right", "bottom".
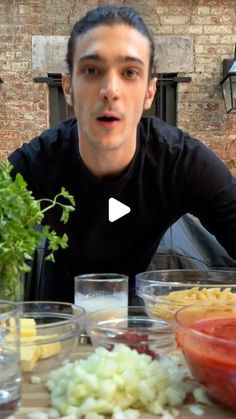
[{"left": 0, "top": 160, "right": 75, "bottom": 300}]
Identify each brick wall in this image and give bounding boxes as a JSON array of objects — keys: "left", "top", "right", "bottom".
[{"left": 0, "top": 0, "right": 236, "bottom": 172}]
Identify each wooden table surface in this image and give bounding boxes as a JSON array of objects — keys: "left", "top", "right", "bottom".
[{"left": 15, "top": 344, "right": 236, "bottom": 419}]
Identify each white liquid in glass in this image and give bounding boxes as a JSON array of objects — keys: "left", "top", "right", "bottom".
[{"left": 74, "top": 292, "right": 128, "bottom": 314}]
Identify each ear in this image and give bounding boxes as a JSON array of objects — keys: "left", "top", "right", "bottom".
[
  {"left": 143, "top": 77, "right": 157, "bottom": 110},
  {"left": 62, "top": 74, "right": 73, "bottom": 107}
]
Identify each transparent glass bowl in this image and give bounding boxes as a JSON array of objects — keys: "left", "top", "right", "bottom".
[
  {"left": 175, "top": 303, "right": 236, "bottom": 410},
  {"left": 16, "top": 301, "right": 85, "bottom": 382},
  {"left": 86, "top": 306, "right": 174, "bottom": 359},
  {"left": 136, "top": 269, "right": 236, "bottom": 321}
]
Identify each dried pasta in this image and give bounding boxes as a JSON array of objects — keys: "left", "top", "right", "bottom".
[{"left": 147, "top": 287, "right": 236, "bottom": 320}]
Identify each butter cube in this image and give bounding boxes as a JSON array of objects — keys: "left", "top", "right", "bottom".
[
  {"left": 10, "top": 315, "right": 62, "bottom": 371},
  {"left": 39, "top": 341, "right": 61, "bottom": 359},
  {"left": 20, "top": 318, "right": 37, "bottom": 337},
  {"left": 20, "top": 345, "right": 41, "bottom": 372},
  {"left": 6, "top": 334, "right": 58, "bottom": 344},
  {"left": 10, "top": 317, "right": 37, "bottom": 337}
]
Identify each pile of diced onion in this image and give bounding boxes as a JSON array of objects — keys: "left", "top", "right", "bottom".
[{"left": 43, "top": 344, "right": 210, "bottom": 419}]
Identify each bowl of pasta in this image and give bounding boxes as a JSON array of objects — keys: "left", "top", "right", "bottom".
[{"left": 135, "top": 270, "right": 236, "bottom": 321}]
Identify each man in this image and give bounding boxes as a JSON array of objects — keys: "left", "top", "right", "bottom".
[{"left": 9, "top": 5, "right": 236, "bottom": 302}]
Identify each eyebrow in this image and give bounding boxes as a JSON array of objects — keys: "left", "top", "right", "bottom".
[{"left": 78, "top": 54, "right": 145, "bottom": 67}]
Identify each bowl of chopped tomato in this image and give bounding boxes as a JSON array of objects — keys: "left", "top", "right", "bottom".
[
  {"left": 175, "top": 303, "right": 236, "bottom": 410},
  {"left": 86, "top": 306, "right": 174, "bottom": 359}
]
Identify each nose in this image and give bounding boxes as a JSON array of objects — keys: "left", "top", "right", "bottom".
[{"left": 99, "top": 72, "right": 120, "bottom": 102}]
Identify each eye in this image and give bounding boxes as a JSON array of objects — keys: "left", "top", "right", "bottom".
[
  {"left": 123, "top": 68, "right": 139, "bottom": 79},
  {"left": 84, "top": 66, "right": 100, "bottom": 76}
]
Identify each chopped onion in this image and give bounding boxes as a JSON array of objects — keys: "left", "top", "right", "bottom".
[
  {"left": 31, "top": 375, "right": 42, "bottom": 385},
  {"left": 46, "top": 344, "right": 208, "bottom": 418},
  {"left": 27, "top": 412, "right": 49, "bottom": 419},
  {"left": 193, "top": 388, "right": 212, "bottom": 405},
  {"left": 188, "top": 404, "right": 205, "bottom": 416}
]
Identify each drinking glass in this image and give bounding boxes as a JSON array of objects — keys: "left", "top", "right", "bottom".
[
  {"left": 74, "top": 273, "right": 128, "bottom": 314},
  {"left": 0, "top": 301, "right": 21, "bottom": 418}
]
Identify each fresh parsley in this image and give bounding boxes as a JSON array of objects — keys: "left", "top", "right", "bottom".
[{"left": 0, "top": 160, "right": 75, "bottom": 300}]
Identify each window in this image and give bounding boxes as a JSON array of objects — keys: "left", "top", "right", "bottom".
[
  {"left": 143, "top": 73, "right": 177, "bottom": 126},
  {"left": 47, "top": 74, "right": 73, "bottom": 127}
]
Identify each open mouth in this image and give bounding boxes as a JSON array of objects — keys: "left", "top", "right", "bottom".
[{"left": 97, "top": 116, "right": 120, "bottom": 122}]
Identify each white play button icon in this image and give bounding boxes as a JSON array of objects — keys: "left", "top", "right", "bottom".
[{"left": 108, "top": 198, "right": 131, "bottom": 222}]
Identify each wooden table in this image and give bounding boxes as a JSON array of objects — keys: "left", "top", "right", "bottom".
[{"left": 16, "top": 344, "right": 236, "bottom": 418}]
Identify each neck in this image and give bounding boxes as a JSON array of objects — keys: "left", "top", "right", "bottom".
[{"left": 79, "top": 144, "right": 136, "bottom": 180}]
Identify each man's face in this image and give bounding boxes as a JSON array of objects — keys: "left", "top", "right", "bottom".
[{"left": 64, "top": 23, "right": 156, "bottom": 153}]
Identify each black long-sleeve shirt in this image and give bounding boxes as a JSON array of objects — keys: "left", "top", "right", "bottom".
[{"left": 9, "top": 117, "right": 236, "bottom": 302}]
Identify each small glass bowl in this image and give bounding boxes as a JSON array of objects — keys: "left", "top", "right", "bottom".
[
  {"left": 136, "top": 269, "right": 236, "bottom": 320},
  {"left": 15, "top": 301, "right": 85, "bottom": 383},
  {"left": 175, "top": 302, "right": 236, "bottom": 410},
  {"left": 86, "top": 306, "right": 174, "bottom": 359}
]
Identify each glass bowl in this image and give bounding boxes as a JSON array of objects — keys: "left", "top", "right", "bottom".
[
  {"left": 135, "top": 270, "right": 236, "bottom": 320},
  {"left": 175, "top": 303, "right": 236, "bottom": 410},
  {"left": 85, "top": 306, "right": 174, "bottom": 359},
  {"left": 14, "top": 301, "right": 85, "bottom": 383}
]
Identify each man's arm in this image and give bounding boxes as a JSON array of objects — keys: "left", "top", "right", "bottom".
[{"left": 177, "top": 135, "right": 236, "bottom": 259}]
